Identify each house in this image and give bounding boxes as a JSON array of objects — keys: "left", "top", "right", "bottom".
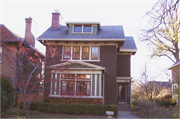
[
  {"left": 0, "top": 18, "right": 44, "bottom": 105},
  {"left": 37, "top": 11, "right": 137, "bottom": 105},
  {"left": 168, "top": 59, "right": 180, "bottom": 105}
]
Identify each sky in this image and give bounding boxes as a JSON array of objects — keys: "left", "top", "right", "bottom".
[{"left": 0, "top": 0, "right": 173, "bottom": 81}]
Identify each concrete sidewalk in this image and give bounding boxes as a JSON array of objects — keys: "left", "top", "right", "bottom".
[{"left": 118, "top": 111, "right": 140, "bottom": 119}]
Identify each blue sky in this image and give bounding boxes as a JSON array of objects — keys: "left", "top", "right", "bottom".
[{"left": 0, "top": 0, "right": 173, "bottom": 81}]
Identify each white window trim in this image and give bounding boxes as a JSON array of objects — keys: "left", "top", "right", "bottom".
[{"left": 62, "top": 46, "right": 100, "bottom": 61}]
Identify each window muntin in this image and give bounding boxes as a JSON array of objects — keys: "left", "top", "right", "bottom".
[
  {"left": 77, "top": 74, "right": 91, "bottom": 79},
  {"left": 74, "top": 25, "right": 82, "bottom": 32},
  {"left": 63, "top": 46, "right": 71, "bottom": 59},
  {"left": 83, "top": 25, "right": 91, "bottom": 32},
  {"left": 76, "top": 81, "right": 90, "bottom": 95},
  {"left": 82, "top": 46, "right": 89, "bottom": 60},
  {"left": 72, "top": 46, "right": 80, "bottom": 60},
  {"left": 91, "top": 46, "right": 99, "bottom": 60}
]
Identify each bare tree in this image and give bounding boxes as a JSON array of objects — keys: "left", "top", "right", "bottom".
[
  {"left": 132, "top": 64, "right": 171, "bottom": 102},
  {"left": 141, "top": 0, "right": 180, "bottom": 63}
]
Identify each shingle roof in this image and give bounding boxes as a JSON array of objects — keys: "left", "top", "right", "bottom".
[
  {"left": 37, "top": 25, "right": 125, "bottom": 40},
  {"left": 168, "top": 59, "right": 180, "bottom": 69},
  {"left": 0, "top": 24, "right": 21, "bottom": 42},
  {"left": 120, "top": 37, "right": 137, "bottom": 52}
]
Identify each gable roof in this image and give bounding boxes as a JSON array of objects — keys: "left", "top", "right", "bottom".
[
  {"left": 37, "top": 25, "right": 125, "bottom": 40},
  {"left": 49, "top": 61, "right": 105, "bottom": 71},
  {"left": 0, "top": 24, "right": 21, "bottom": 42},
  {"left": 120, "top": 36, "right": 137, "bottom": 54},
  {"left": 168, "top": 59, "right": 180, "bottom": 70}
]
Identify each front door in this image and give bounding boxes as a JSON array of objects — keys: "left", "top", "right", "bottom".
[{"left": 118, "top": 83, "right": 126, "bottom": 102}]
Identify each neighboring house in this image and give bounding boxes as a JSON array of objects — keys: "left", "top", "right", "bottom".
[
  {"left": 0, "top": 18, "right": 44, "bottom": 105},
  {"left": 168, "top": 59, "right": 180, "bottom": 105},
  {"left": 37, "top": 11, "right": 137, "bottom": 105}
]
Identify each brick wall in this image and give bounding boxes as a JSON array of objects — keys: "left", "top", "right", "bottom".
[
  {"left": 0, "top": 43, "right": 17, "bottom": 87},
  {"left": 117, "top": 55, "right": 130, "bottom": 77}
]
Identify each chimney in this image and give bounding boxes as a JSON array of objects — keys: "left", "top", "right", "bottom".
[
  {"left": 51, "top": 10, "right": 63, "bottom": 30},
  {"left": 25, "top": 17, "right": 35, "bottom": 47}
]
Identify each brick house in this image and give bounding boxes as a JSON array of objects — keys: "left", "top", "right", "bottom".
[
  {"left": 37, "top": 11, "right": 137, "bottom": 105},
  {"left": 168, "top": 59, "right": 180, "bottom": 105},
  {"left": 0, "top": 18, "right": 44, "bottom": 105}
]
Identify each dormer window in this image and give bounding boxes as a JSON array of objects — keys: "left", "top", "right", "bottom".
[
  {"left": 74, "top": 25, "right": 82, "bottom": 32},
  {"left": 74, "top": 25, "right": 92, "bottom": 33}
]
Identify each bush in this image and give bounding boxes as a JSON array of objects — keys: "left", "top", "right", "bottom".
[
  {"left": 20, "top": 102, "right": 118, "bottom": 117},
  {"left": 1, "top": 77, "right": 15, "bottom": 113},
  {"left": 156, "top": 100, "right": 177, "bottom": 108}
]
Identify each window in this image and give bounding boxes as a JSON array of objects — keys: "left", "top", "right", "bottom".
[
  {"left": 63, "top": 46, "right": 71, "bottom": 59},
  {"left": 51, "top": 73, "right": 102, "bottom": 97},
  {"left": 74, "top": 25, "right": 92, "bottom": 33},
  {"left": 0, "top": 47, "right": 2, "bottom": 62},
  {"left": 77, "top": 81, "right": 90, "bottom": 95},
  {"left": 74, "top": 25, "right": 82, "bottom": 32},
  {"left": 72, "top": 46, "right": 80, "bottom": 60},
  {"left": 83, "top": 25, "right": 92, "bottom": 32},
  {"left": 62, "top": 46, "right": 99, "bottom": 60},
  {"left": 61, "top": 81, "right": 75, "bottom": 95},
  {"left": 91, "top": 46, "right": 99, "bottom": 60},
  {"left": 77, "top": 74, "right": 91, "bottom": 79},
  {"left": 82, "top": 46, "right": 89, "bottom": 60}
]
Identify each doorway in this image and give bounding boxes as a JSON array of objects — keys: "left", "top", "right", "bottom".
[{"left": 118, "top": 83, "right": 127, "bottom": 102}]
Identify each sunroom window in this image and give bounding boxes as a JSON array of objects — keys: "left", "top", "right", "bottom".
[{"left": 50, "top": 73, "right": 102, "bottom": 97}]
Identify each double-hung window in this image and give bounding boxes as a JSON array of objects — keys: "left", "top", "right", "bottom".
[
  {"left": 82, "top": 46, "right": 89, "bottom": 60},
  {"left": 72, "top": 46, "right": 80, "bottom": 60},
  {"left": 91, "top": 46, "right": 99, "bottom": 60},
  {"left": 63, "top": 46, "right": 71, "bottom": 59}
]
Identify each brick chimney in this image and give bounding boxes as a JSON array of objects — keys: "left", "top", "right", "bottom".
[
  {"left": 25, "top": 17, "right": 35, "bottom": 47},
  {"left": 51, "top": 10, "right": 63, "bottom": 30}
]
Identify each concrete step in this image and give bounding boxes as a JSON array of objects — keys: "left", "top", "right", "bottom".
[{"left": 118, "top": 103, "right": 131, "bottom": 111}]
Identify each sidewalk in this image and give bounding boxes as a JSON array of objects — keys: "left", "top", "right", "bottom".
[
  {"left": 118, "top": 111, "right": 140, "bottom": 119},
  {"left": 117, "top": 102, "right": 140, "bottom": 119}
]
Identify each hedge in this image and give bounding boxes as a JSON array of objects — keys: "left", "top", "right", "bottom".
[
  {"left": 19, "top": 102, "right": 118, "bottom": 117},
  {"left": 1, "top": 77, "right": 15, "bottom": 113}
]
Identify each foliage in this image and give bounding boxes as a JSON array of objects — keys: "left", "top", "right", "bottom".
[
  {"left": 19, "top": 102, "right": 118, "bottom": 117},
  {"left": 1, "top": 108, "right": 37, "bottom": 118},
  {"left": 141, "top": 0, "right": 180, "bottom": 62},
  {"left": 1, "top": 77, "right": 15, "bottom": 113},
  {"left": 134, "top": 100, "right": 179, "bottom": 118},
  {"left": 156, "top": 100, "right": 177, "bottom": 108}
]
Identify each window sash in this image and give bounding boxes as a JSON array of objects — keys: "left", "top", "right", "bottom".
[
  {"left": 61, "top": 74, "right": 75, "bottom": 79},
  {"left": 61, "top": 81, "right": 75, "bottom": 95},
  {"left": 82, "top": 46, "right": 89, "bottom": 60},
  {"left": 91, "top": 46, "right": 99, "bottom": 60},
  {"left": 76, "top": 81, "right": 90, "bottom": 96},
  {"left": 63, "top": 46, "right": 71, "bottom": 59},
  {"left": 77, "top": 74, "right": 91, "bottom": 79},
  {"left": 83, "top": 25, "right": 92, "bottom": 32},
  {"left": 74, "top": 25, "right": 82, "bottom": 32},
  {"left": 72, "top": 46, "right": 80, "bottom": 60}
]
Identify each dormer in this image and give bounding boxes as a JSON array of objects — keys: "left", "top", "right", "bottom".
[{"left": 66, "top": 22, "right": 101, "bottom": 35}]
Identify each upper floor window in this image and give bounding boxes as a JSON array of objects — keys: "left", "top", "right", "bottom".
[
  {"left": 62, "top": 46, "right": 99, "bottom": 61},
  {"left": 91, "top": 46, "right": 99, "bottom": 60},
  {"left": 74, "top": 25, "right": 82, "bottom": 32},
  {"left": 83, "top": 25, "right": 92, "bottom": 32},
  {"left": 74, "top": 25, "right": 92, "bottom": 33},
  {"left": 63, "top": 46, "right": 71, "bottom": 59}
]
